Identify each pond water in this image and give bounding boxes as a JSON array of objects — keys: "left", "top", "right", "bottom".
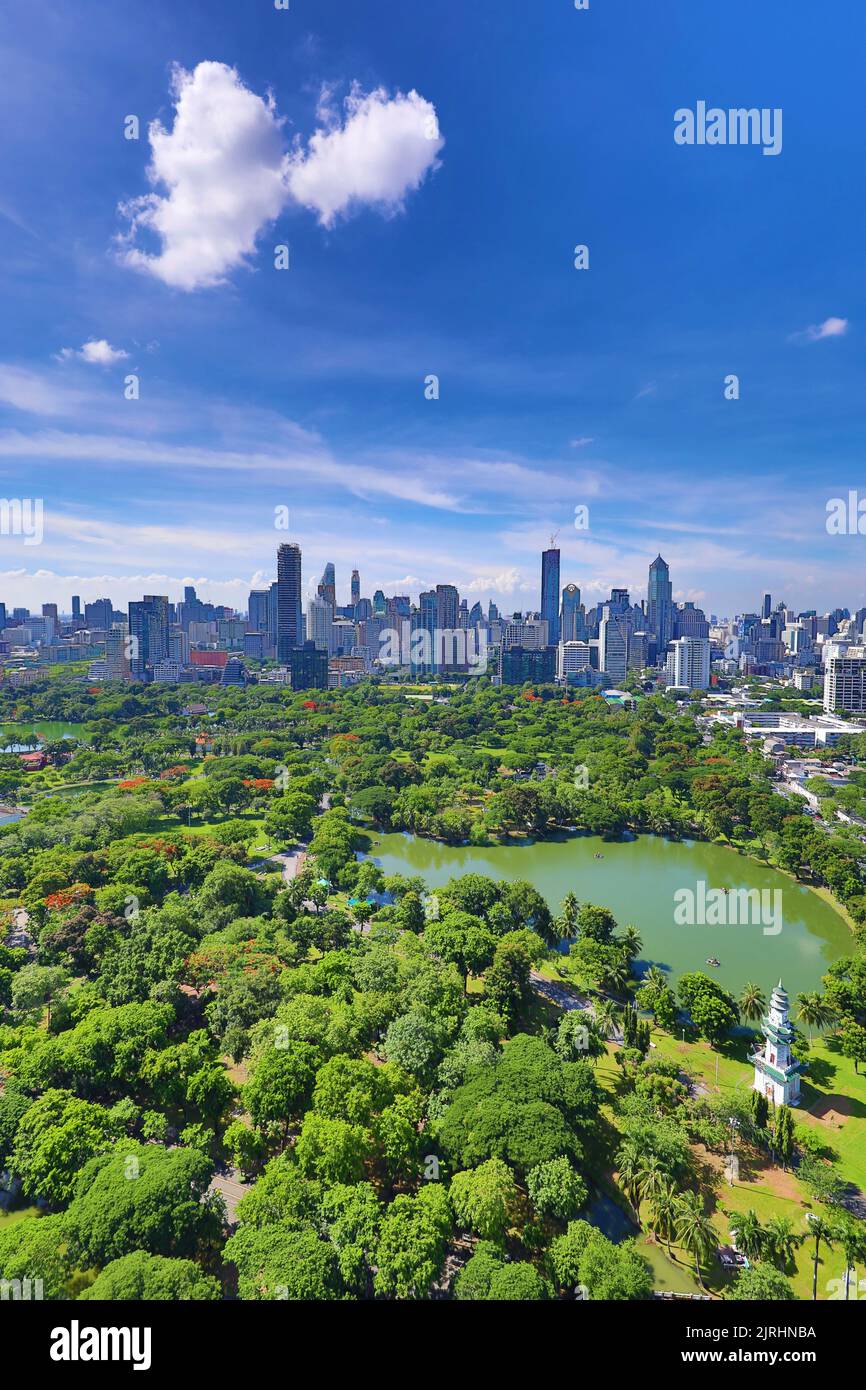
[
  {"left": 369, "top": 831, "right": 851, "bottom": 998},
  {"left": 0, "top": 721, "right": 90, "bottom": 750}
]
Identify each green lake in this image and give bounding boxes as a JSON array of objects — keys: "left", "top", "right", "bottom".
[
  {"left": 369, "top": 831, "right": 851, "bottom": 998},
  {"left": 0, "top": 721, "right": 91, "bottom": 749}
]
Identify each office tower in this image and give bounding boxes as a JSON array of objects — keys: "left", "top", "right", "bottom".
[
  {"left": 598, "top": 605, "right": 630, "bottom": 684},
  {"left": 221, "top": 657, "right": 247, "bottom": 686},
  {"left": 84, "top": 598, "right": 112, "bottom": 631},
  {"left": 628, "top": 631, "right": 649, "bottom": 670},
  {"left": 105, "top": 627, "right": 131, "bottom": 681},
  {"left": 276, "top": 543, "right": 302, "bottom": 663},
  {"left": 248, "top": 589, "right": 270, "bottom": 643},
  {"left": 318, "top": 563, "right": 336, "bottom": 607},
  {"left": 42, "top": 603, "right": 58, "bottom": 622},
  {"left": 560, "top": 583, "right": 584, "bottom": 642},
  {"left": 435, "top": 583, "right": 459, "bottom": 630},
  {"left": 354, "top": 596, "right": 372, "bottom": 623},
  {"left": 416, "top": 590, "right": 437, "bottom": 674},
  {"left": 557, "top": 641, "right": 592, "bottom": 681},
  {"left": 468, "top": 601, "right": 484, "bottom": 627},
  {"left": 500, "top": 645, "right": 556, "bottom": 684},
  {"left": 351, "top": 570, "right": 360, "bottom": 607},
  {"left": 824, "top": 649, "right": 866, "bottom": 713},
  {"left": 71, "top": 595, "right": 81, "bottom": 621},
  {"left": 373, "top": 589, "right": 386, "bottom": 618},
  {"left": 0, "top": 603, "right": 6, "bottom": 629},
  {"left": 541, "top": 545, "right": 561, "bottom": 646},
  {"left": 504, "top": 617, "right": 549, "bottom": 650},
  {"left": 488, "top": 600, "right": 500, "bottom": 623},
  {"left": 668, "top": 636, "right": 711, "bottom": 690},
  {"left": 674, "top": 602, "right": 710, "bottom": 639},
  {"left": 291, "top": 640, "right": 328, "bottom": 691},
  {"left": 762, "top": 592, "right": 772, "bottom": 619},
  {"left": 647, "top": 555, "right": 673, "bottom": 653},
  {"left": 307, "top": 595, "right": 334, "bottom": 651},
  {"left": 128, "top": 595, "right": 169, "bottom": 678}
]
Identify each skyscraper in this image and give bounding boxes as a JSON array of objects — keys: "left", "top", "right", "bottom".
[
  {"left": 128, "top": 595, "right": 169, "bottom": 679},
  {"left": 318, "top": 563, "right": 336, "bottom": 607},
  {"left": 647, "top": 555, "right": 673, "bottom": 655},
  {"left": 276, "top": 543, "right": 302, "bottom": 663},
  {"left": 598, "top": 605, "right": 630, "bottom": 684},
  {"left": 762, "top": 592, "right": 772, "bottom": 619},
  {"left": 560, "top": 584, "right": 582, "bottom": 642},
  {"left": 541, "top": 545, "right": 561, "bottom": 646},
  {"left": 351, "top": 570, "right": 361, "bottom": 607}
]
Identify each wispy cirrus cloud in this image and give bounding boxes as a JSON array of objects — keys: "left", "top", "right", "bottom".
[{"left": 789, "top": 316, "right": 849, "bottom": 343}]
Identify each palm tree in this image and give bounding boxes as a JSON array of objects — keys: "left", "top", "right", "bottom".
[
  {"left": 557, "top": 891, "right": 581, "bottom": 940},
  {"left": 674, "top": 1191, "right": 717, "bottom": 1291},
  {"left": 615, "top": 1140, "right": 643, "bottom": 1222},
  {"left": 729, "top": 1208, "right": 766, "bottom": 1262},
  {"left": 795, "top": 992, "right": 835, "bottom": 1045},
  {"left": 603, "top": 959, "right": 631, "bottom": 997},
  {"left": 591, "top": 997, "right": 619, "bottom": 1039},
  {"left": 765, "top": 1215, "right": 800, "bottom": 1269},
  {"left": 641, "top": 965, "right": 668, "bottom": 994},
  {"left": 738, "top": 982, "right": 766, "bottom": 1025},
  {"left": 651, "top": 1180, "right": 679, "bottom": 1256},
  {"left": 835, "top": 1215, "right": 866, "bottom": 1301},
  {"left": 805, "top": 1214, "right": 836, "bottom": 1301},
  {"left": 620, "top": 924, "right": 643, "bottom": 959},
  {"left": 637, "top": 1154, "right": 670, "bottom": 1214}
]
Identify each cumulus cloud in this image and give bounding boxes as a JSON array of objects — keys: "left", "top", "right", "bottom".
[
  {"left": 118, "top": 64, "right": 444, "bottom": 290},
  {"left": 58, "top": 339, "right": 129, "bottom": 366},
  {"left": 118, "top": 61, "right": 290, "bottom": 291},
  {"left": 286, "top": 84, "right": 444, "bottom": 228},
  {"left": 791, "top": 316, "right": 849, "bottom": 343}
]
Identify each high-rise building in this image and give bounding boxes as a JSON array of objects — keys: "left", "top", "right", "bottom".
[
  {"left": 276, "top": 543, "right": 302, "bottom": 663},
  {"left": 84, "top": 598, "right": 112, "bottom": 632},
  {"left": 500, "top": 645, "right": 556, "bottom": 684},
  {"left": 307, "top": 596, "right": 334, "bottom": 651},
  {"left": 541, "top": 546, "right": 561, "bottom": 646},
  {"left": 560, "top": 583, "right": 584, "bottom": 642},
  {"left": 647, "top": 555, "right": 673, "bottom": 654},
  {"left": 557, "top": 641, "right": 592, "bottom": 681},
  {"left": 351, "top": 570, "right": 361, "bottom": 607},
  {"left": 291, "top": 640, "right": 328, "bottom": 691},
  {"left": 598, "top": 605, "right": 630, "bottom": 684},
  {"left": 824, "top": 648, "right": 866, "bottom": 713},
  {"left": 674, "top": 602, "right": 710, "bottom": 639},
  {"left": 248, "top": 590, "right": 270, "bottom": 636},
  {"left": 128, "top": 596, "right": 169, "bottom": 678},
  {"left": 667, "top": 636, "right": 711, "bottom": 690},
  {"left": 762, "top": 592, "right": 772, "bottom": 619},
  {"left": 318, "top": 563, "right": 336, "bottom": 607}
]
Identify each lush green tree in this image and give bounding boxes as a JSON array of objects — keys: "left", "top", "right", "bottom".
[
  {"left": 79, "top": 1251, "right": 221, "bottom": 1301},
  {"left": 449, "top": 1158, "right": 519, "bottom": 1242}
]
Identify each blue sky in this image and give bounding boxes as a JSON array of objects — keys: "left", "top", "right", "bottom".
[{"left": 1, "top": 0, "right": 865, "bottom": 617}]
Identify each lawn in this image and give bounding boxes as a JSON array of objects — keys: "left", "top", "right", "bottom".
[{"left": 584, "top": 1022, "right": 866, "bottom": 1298}]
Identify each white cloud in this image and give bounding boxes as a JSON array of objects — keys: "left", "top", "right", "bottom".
[
  {"left": 118, "top": 61, "right": 289, "bottom": 291},
  {"left": 117, "top": 66, "right": 444, "bottom": 290},
  {"left": 58, "top": 339, "right": 129, "bottom": 366},
  {"left": 569, "top": 436, "right": 595, "bottom": 448},
  {"left": 791, "top": 316, "right": 849, "bottom": 343},
  {"left": 286, "top": 84, "right": 444, "bottom": 228}
]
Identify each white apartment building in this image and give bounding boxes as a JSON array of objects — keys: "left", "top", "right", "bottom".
[
  {"left": 666, "top": 636, "right": 711, "bottom": 690},
  {"left": 824, "top": 647, "right": 866, "bottom": 713}
]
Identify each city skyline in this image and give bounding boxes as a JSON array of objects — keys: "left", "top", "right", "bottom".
[{"left": 1, "top": 1, "right": 865, "bottom": 615}]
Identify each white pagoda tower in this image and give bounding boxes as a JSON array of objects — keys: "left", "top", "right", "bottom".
[{"left": 752, "top": 980, "right": 802, "bottom": 1106}]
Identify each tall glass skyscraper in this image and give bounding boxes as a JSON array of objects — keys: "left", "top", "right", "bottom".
[
  {"left": 277, "top": 543, "right": 302, "bottom": 663},
  {"left": 647, "top": 554, "right": 673, "bottom": 654},
  {"left": 561, "top": 583, "right": 583, "bottom": 642},
  {"left": 541, "top": 546, "right": 561, "bottom": 646}
]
